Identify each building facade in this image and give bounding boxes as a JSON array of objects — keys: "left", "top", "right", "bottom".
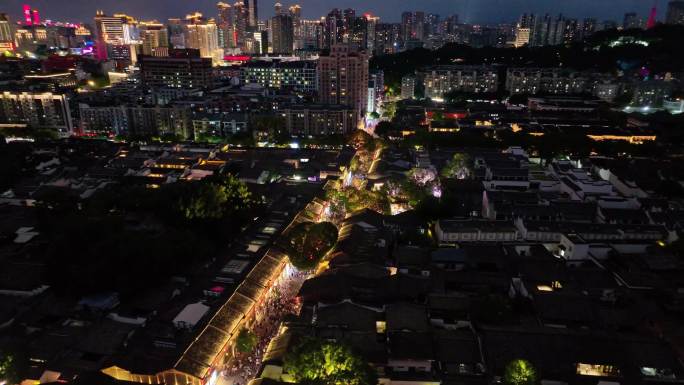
[
  {"left": 140, "top": 49, "right": 214, "bottom": 89},
  {"left": 79, "top": 103, "right": 192, "bottom": 138},
  {"left": 317, "top": 44, "right": 369, "bottom": 122},
  {"left": 271, "top": 13, "right": 294, "bottom": 54},
  {"left": 280, "top": 105, "right": 356, "bottom": 135},
  {"left": 420, "top": 65, "right": 499, "bottom": 99},
  {"left": 240, "top": 60, "right": 317, "bottom": 92},
  {"left": 0, "top": 91, "right": 73, "bottom": 135}
]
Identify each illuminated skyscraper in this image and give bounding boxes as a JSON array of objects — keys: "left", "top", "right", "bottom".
[
  {"left": 271, "top": 13, "right": 293, "bottom": 54},
  {"left": 23, "top": 5, "right": 32, "bottom": 25},
  {"left": 0, "top": 14, "right": 12, "bottom": 42},
  {"left": 0, "top": 13, "right": 14, "bottom": 53},
  {"left": 217, "top": 2, "right": 233, "bottom": 48},
  {"left": 184, "top": 15, "right": 221, "bottom": 64},
  {"left": 140, "top": 22, "right": 169, "bottom": 56},
  {"left": 244, "top": 0, "right": 258, "bottom": 28},
  {"left": 289, "top": 5, "right": 302, "bottom": 49},
  {"left": 32, "top": 9, "right": 40, "bottom": 25},
  {"left": 94, "top": 11, "right": 127, "bottom": 60},
  {"left": 230, "top": 1, "right": 249, "bottom": 49}
]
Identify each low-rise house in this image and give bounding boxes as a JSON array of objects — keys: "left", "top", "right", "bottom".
[{"left": 435, "top": 219, "right": 519, "bottom": 244}]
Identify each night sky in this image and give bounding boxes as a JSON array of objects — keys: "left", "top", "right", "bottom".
[{"left": 2, "top": 0, "right": 666, "bottom": 25}]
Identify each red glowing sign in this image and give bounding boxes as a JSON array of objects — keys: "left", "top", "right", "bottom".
[
  {"left": 23, "top": 4, "right": 32, "bottom": 25},
  {"left": 223, "top": 55, "right": 251, "bottom": 62}
]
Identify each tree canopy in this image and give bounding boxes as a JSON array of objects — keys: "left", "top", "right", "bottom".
[
  {"left": 0, "top": 351, "right": 18, "bottom": 384},
  {"left": 283, "top": 222, "right": 339, "bottom": 270},
  {"left": 284, "top": 337, "right": 377, "bottom": 385},
  {"left": 441, "top": 153, "right": 471, "bottom": 179},
  {"left": 42, "top": 173, "right": 257, "bottom": 297},
  {"left": 235, "top": 328, "right": 258, "bottom": 354},
  {"left": 504, "top": 359, "right": 538, "bottom": 385}
]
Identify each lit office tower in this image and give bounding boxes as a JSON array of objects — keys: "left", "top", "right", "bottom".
[
  {"left": 232, "top": 1, "right": 249, "bottom": 49},
  {"left": 217, "top": 2, "right": 233, "bottom": 48},
  {"left": 274, "top": 2, "right": 283, "bottom": 15},
  {"left": 244, "top": 0, "right": 258, "bottom": 28},
  {"left": 271, "top": 13, "right": 293, "bottom": 54},
  {"left": 94, "top": 11, "right": 126, "bottom": 60},
  {"left": 184, "top": 15, "right": 221, "bottom": 64},
  {"left": 289, "top": 5, "right": 302, "bottom": 49},
  {"left": 140, "top": 22, "right": 169, "bottom": 56},
  {"left": 666, "top": 1, "right": 684, "bottom": 25},
  {"left": 32, "top": 8, "right": 40, "bottom": 25},
  {"left": 0, "top": 14, "right": 12, "bottom": 42},
  {"left": 317, "top": 44, "right": 369, "bottom": 123}
]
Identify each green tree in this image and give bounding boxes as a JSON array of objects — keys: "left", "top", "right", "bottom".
[
  {"left": 283, "top": 222, "right": 338, "bottom": 271},
  {"left": 235, "top": 328, "right": 258, "bottom": 354},
  {"left": 441, "top": 153, "right": 471, "bottom": 179},
  {"left": 284, "top": 337, "right": 377, "bottom": 385},
  {"left": 0, "top": 351, "right": 18, "bottom": 384},
  {"left": 504, "top": 359, "right": 538, "bottom": 385},
  {"left": 374, "top": 121, "right": 397, "bottom": 138}
]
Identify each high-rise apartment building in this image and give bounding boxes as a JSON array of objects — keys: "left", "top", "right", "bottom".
[
  {"left": 401, "top": 11, "right": 426, "bottom": 45},
  {"left": 271, "top": 14, "right": 294, "bottom": 54},
  {"left": 374, "top": 23, "right": 402, "bottom": 55},
  {"left": 300, "top": 19, "right": 323, "bottom": 51},
  {"left": 666, "top": 1, "right": 684, "bottom": 25},
  {"left": 401, "top": 75, "right": 416, "bottom": 100},
  {"left": 623, "top": 12, "right": 643, "bottom": 29},
  {"left": 244, "top": 0, "right": 258, "bottom": 28},
  {"left": 184, "top": 15, "right": 221, "bottom": 64},
  {"left": 514, "top": 13, "right": 535, "bottom": 47},
  {"left": 318, "top": 44, "right": 369, "bottom": 123},
  {"left": 217, "top": 2, "right": 233, "bottom": 48},
  {"left": 289, "top": 5, "right": 303, "bottom": 49},
  {"left": 229, "top": 1, "right": 249, "bottom": 49},
  {"left": 324, "top": 9, "right": 344, "bottom": 49},
  {"left": 0, "top": 91, "right": 73, "bottom": 135}
]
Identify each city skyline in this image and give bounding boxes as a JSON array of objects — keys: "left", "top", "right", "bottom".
[{"left": 1, "top": 0, "right": 671, "bottom": 25}]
